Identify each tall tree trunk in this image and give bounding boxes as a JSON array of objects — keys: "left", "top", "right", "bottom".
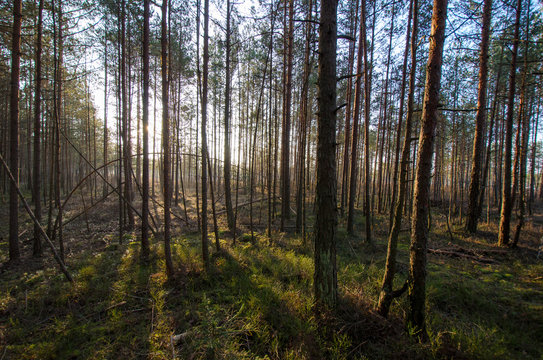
[
  {"left": 33, "top": 0, "right": 44, "bottom": 257},
  {"left": 528, "top": 98, "right": 540, "bottom": 214},
  {"left": 389, "top": 0, "right": 414, "bottom": 229},
  {"left": 103, "top": 29, "right": 109, "bottom": 198},
  {"left": 9, "top": 0, "right": 22, "bottom": 261},
  {"left": 512, "top": 94, "right": 530, "bottom": 247},
  {"left": 223, "top": 0, "right": 234, "bottom": 234},
  {"left": 478, "top": 53, "right": 503, "bottom": 220},
  {"left": 314, "top": 0, "right": 338, "bottom": 311},
  {"left": 296, "top": 0, "right": 313, "bottom": 233},
  {"left": 376, "top": 1, "right": 395, "bottom": 215},
  {"left": 498, "top": 0, "right": 522, "bottom": 247},
  {"left": 512, "top": 0, "right": 531, "bottom": 247},
  {"left": 121, "top": 0, "right": 134, "bottom": 229},
  {"left": 54, "top": 0, "right": 64, "bottom": 261},
  {"left": 377, "top": 0, "right": 417, "bottom": 318},
  {"left": 195, "top": 0, "right": 201, "bottom": 230},
  {"left": 162, "top": 0, "right": 174, "bottom": 277},
  {"left": 340, "top": 0, "right": 359, "bottom": 216},
  {"left": 361, "top": 0, "right": 372, "bottom": 243},
  {"left": 201, "top": 0, "right": 210, "bottom": 267},
  {"left": 407, "top": 0, "right": 448, "bottom": 340},
  {"left": 280, "top": 0, "right": 294, "bottom": 231},
  {"left": 466, "top": 0, "right": 492, "bottom": 233},
  {"left": 346, "top": 0, "right": 365, "bottom": 234},
  {"left": 141, "top": 0, "right": 151, "bottom": 259}
]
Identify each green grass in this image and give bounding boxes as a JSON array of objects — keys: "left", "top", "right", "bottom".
[{"left": 1, "top": 214, "right": 542, "bottom": 359}]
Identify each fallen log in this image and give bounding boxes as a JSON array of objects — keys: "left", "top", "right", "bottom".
[{"left": 428, "top": 248, "right": 497, "bottom": 264}]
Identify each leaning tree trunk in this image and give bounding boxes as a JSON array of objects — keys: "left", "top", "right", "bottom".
[
  {"left": 466, "top": 0, "right": 492, "bottom": 233},
  {"left": 407, "top": 0, "right": 448, "bottom": 341},
  {"left": 314, "top": 0, "right": 338, "bottom": 312}
]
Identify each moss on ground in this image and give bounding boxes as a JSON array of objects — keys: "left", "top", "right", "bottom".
[{"left": 1, "top": 212, "right": 542, "bottom": 359}]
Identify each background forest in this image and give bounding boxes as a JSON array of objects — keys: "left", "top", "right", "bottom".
[{"left": 0, "top": 0, "right": 542, "bottom": 358}]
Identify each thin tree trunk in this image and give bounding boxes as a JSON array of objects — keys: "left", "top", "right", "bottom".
[
  {"left": 498, "top": 0, "right": 522, "bottom": 247},
  {"left": 346, "top": 0, "right": 365, "bottom": 234},
  {"left": 207, "top": 153, "right": 220, "bottom": 251},
  {"left": 54, "top": 0, "right": 64, "bottom": 261},
  {"left": 466, "top": 0, "right": 492, "bottom": 233},
  {"left": 377, "top": 0, "right": 417, "bottom": 318},
  {"left": 361, "top": 0, "right": 372, "bottom": 243},
  {"left": 528, "top": 98, "right": 540, "bottom": 214},
  {"left": 32, "top": 0, "right": 44, "bottom": 257},
  {"left": 223, "top": 0, "right": 234, "bottom": 233},
  {"left": 201, "top": 0, "right": 210, "bottom": 267},
  {"left": 162, "top": 0, "right": 174, "bottom": 277},
  {"left": 389, "top": 0, "right": 413, "bottom": 228},
  {"left": 478, "top": 54, "right": 503, "bottom": 219},
  {"left": 121, "top": 0, "right": 134, "bottom": 229},
  {"left": 9, "top": 0, "right": 22, "bottom": 261},
  {"left": 340, "top": 0, "right": 359, "bottom": 216},
  {"left": 512, "top": 0, "right": 531, "bottom": 246},
  {"left": 296, "top": 0, "right": 313, "bottom": 233},
  {"left": 280, "top": 0, "right": 294, "bottom": 231},
  {"left": 141, "top": 0, "right": 151, "bottom": 259}
]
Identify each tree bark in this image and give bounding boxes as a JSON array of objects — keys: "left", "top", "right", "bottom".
[
  {"left": 466, "top": 0, "right": 492, "bottom": 233},
  {"left": 314, "top": 0, "right": 338, "bottom": 311},
  {"left": 389, "top": 0, "right": 413, "bottom": 228},
  {"left": 407, "top": 0, "right": 448, "bottom": 340},
  {"left": 361, "top": 0, "right": 372, "bottom": 243},
  {"left": 32, "top": 0, "right": 45, "bottom": 257},
  {"left": 346, "top": 0, "right": 365, "bottom": 235},
  {"left": 296, "top": 0, "right": 313, "bottom": 234},
  {"left": 141, "top": 0, "right": 151, "bottom": 259},
  {"left": 162, "top": 0, "right": 174, "bottom": 277},
  {"left": 377, "top": 0, "right": 417, "bottom": 318},
  {"left": 9, "top": 0, "right": 22, "bottom": 261},
  {"left": 201, "top": 0, "right": 210, "bottom": 267},
  {"left": 498, "top": 0, "right": 522, "bottom": 247},
  {"left": 280, "top": 0, "right": 294, "bottom": 232},
  {"left": 223, "top": 0, "right": 234, "bottom": 234},
  {"left": 340, "top": 0, "right": 358, "bottom": 216}
]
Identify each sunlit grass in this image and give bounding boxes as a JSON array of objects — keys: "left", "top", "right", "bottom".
[{"left": 1, "top": 213, "right": 542, "bottom": 359}]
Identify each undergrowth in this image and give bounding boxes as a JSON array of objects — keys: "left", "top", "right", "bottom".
[{"left": 1, "top": 212, "right": 542, "bottom": 359}]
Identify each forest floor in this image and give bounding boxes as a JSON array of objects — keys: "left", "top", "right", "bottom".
[{"left": 0, "top": 193, "right": 542, "bottom": 359}]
